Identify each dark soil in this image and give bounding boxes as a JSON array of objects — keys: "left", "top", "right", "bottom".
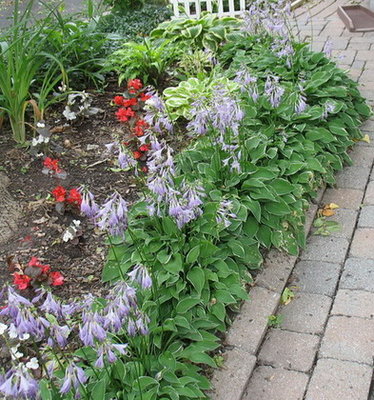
[{"left": 0, "top": 81, "right": 143, "bottom": 301}]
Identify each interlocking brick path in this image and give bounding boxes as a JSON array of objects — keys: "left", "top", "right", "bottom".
[{"left": 242, "top": 0, "right": 374, "bottom": 398}]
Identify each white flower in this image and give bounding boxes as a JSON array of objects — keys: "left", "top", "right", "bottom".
[
  {"left": 26, "top": 357, "right": 39, "bottom": 370},
  {"left": 72, "top": 220, "right": 81, "bottom": 227},
  {"left": 19, "top": 333, "right": 30, "bottom": 341},
  {"left": 10, "top": 345, "right": 23, "bottom": 360},
  {"left": 36, "top": 121, "right": 46, "bottom": 128},
  {"left": 62, "top": 229, "right": 74, "bottom": 242},
  {"left": 8, "top": 323, "right": 18, "bottom": 339},
  {"left": 0, "top": 322, "right": 7, "bottom": 335}
]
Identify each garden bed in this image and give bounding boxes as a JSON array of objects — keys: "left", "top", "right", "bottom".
[{"left": 0, "top": 1, "right": 372, "bottom": 399}]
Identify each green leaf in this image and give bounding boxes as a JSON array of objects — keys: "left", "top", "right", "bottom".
[
  {"left": 165, "top": 254, "right": 183, "bottom": 275},
  {"left": 187, "top": 267, "right": 206, "bottom": 294},
  {"left": 186, "top": 245, "right": 200, "bottom": 264},
  {"left": 92, "top": 379, "right": 107, "bottom": 400},
  {"left": 270, "top": 178, "right": 295, "bottom": 195},
  {"left": 227, "top": 240, "right": 245, "bottom": 258},
  {"left": 176, "top": 298, "right": 201, "bottom": 314},
  {"left": 39, "top": 380, "right": 52, "bottom": 400}
]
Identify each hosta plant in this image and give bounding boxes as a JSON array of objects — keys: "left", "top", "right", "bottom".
[{"left": 151, "top": 13, "right": 240, "bottom": 52}]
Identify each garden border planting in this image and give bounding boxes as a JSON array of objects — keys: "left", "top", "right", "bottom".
[{"left": 0, "top": 0, "right": 372, "bottom": 399}]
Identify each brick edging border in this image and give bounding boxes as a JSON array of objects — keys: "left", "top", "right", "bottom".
[{"left": 209, "top": 186, "right": 326, "bottom": 400}]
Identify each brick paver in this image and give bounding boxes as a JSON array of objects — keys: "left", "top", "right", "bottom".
[
  {"left": 243, "top": 366, "right": 308, "bottom": 400},
  {"left": 322, "top": 188, "right": 364, "bottom": 210},
  {"left": 258, "top": 329, "right": 319, "bottom": 372},
  {"left": 300, "top": 236, "right": 349, "bottom": 263},
  {"left": 240, "top": 2, "right": 374, "bottom": 399},
  {"left": 305, "top": 358, "right": 372, "bottom": 400},
  {"left": 290, "top": 261, "right": 341, "bottom": 297},
  {"left": 278, "top": 292, "right": 332, "bottom": 335},
  {"left": 358, "top": 205, "right": 374, "bottom": 228},
  {"left": 340, "top": 258, "right": 374, "bottom": 292},
  {"left": 331, "top": 289, "right": 374, "bottom": 318},
  {"left": 350, "top": 228, "right": 374, "bottom": 259},
  {"left": 319, "top": 315, "right": 374, "bottom": 365}
]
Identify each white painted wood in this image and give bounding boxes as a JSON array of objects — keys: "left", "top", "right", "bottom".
[
  {"left": 228, "top": 0, "right": 235, "bottom": 16},
  {"left": 183, "top": 0, "right": 191, "bottom": 16},
  {"left": 195, "top": 0, "right": 201, "bottom": 17},
  {"left": 217, "top": 0, "right": 224, "bottom": 16},
  {"left": 169, "top": 0, "right": 308, "bottom": 19}
]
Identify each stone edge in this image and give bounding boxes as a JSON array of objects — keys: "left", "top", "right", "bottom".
[{"left": 209, "top": 185, "right": 326, "bottom": 400}]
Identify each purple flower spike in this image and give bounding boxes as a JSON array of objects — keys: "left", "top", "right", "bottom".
[
  {"left": 79, "top": 189, "right": 99, "bottom": 219},
  {"left": 95, "top": 192, "right": 128, "bottom": 237},
  {"left": 265, "top": 76, "right": 285, "bottom": 108},
  {"left": 128, "top": 264, "right": 153, "bottom": 289},
  {"left": 60, "top": 363, "right": 88, "bottom": 395}
]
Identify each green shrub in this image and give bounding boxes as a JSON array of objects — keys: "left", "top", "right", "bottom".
[
  {"left": 107, "top": 38, "right": 181, "bottom": 86},
  {"left": 96, "top": 4, "right": 172, "bottom": 48}
]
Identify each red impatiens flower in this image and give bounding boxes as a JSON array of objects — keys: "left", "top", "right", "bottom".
[
  {"left": 113, "top": 96, "right": 124, "bottom": 106},
  {"left": 128, "top": 79, "right": 143, "bottom": 90},
  {"left": 44, "top": 157, "right": 61, "bottom": 173},
  {"left": 133, "top": 151, "right": 142, "bottom": 159},
  {"left": 140, "top": 93, "right": 151, "bottom": 102},
  {"left": 52, "top": 186, "right": 67, "bottom": 202},
  {"left": 13, "top": 273, "right": 32, "bottom": 290},
  {"left": 123, "top": 97, "right": 138, "bottom": 107},
  {"left": 139, "top": 144, "right": 150, "bottom": 152},
  {"left": 116, "top": 107, "right": 136, "bottom": 122},
  {"left": 49, "top": 271, "right": 64, "bottom": 286},
  {"left": 66, "top": 188, "right": 82, "bottom": 206}
]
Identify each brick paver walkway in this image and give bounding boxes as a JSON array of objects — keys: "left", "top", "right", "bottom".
[{"left": 242, "top": 1, "right": 374, "bottom": 399}]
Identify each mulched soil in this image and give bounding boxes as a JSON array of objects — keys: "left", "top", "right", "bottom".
[{"left": 0, "top": 81, "right": 147, "bottom": 301}]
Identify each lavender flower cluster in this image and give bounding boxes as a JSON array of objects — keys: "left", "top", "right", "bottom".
[
  {"left": 146, "top": 135, "right": 206, "bottom": 228},
  {"left": 243, "top": 0, "right": 294, "bottom": 64},
  {"left": 187, "top": 84, "right": 244, "bottom": 173},
  {"left": 0, "top": 273, "right": 151, "bottom": 399},
  {"left": 80, "top": 188, "right": 129, "bottom": 238}
]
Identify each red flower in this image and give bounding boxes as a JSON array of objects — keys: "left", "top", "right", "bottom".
[
  {"left": 139, "top": 144, "right": 150, "bottom": 152},
  {"left": 52, "top": 186, "right": 67, "bottom": 202},
  {"left": 13, "top": 273, "right": 32, "bottom": 290},
  {"left": 29, "top": 257, "right": 50, "bottom": 274},
  {"left": 133, "top": 151, "right": 142, "bottom": 159},
  {"left": 140, "top": 93, "right": 151, "bottom": 102},
  {"left": 141, "top": 166, "right": 148, "bottom": 173},
  {"left": 123, "top": 97, "right": 138, "bottom": 107},
  {"left": 134, "top": 119, "right": 149, "bottom": 137},
  {"left": 134, "top": 126, "right": 144, "bottom": 137},
  {"left": 49, "top": 271, "right": 64, "bottom": 286},
  {"left": 113, "top": 96, "right": 124, "bottom": 106},
  {"left": 116, "top": 107, "right": 136, "bottom": 122},
  {"left": 29, "top": 256, "right": 41, "bottom": 267},
  {"left": 128, "top": 79, "right": 143, "bottom": 90},
  {"left": 66, "top": 188, "right": 82, "bottom": 206},
  {"left": 44, "top": 157, "right": 61, "bottom": 173},
  {"left": 123, "top": 141, "right": 130, "bottom": 147}
]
